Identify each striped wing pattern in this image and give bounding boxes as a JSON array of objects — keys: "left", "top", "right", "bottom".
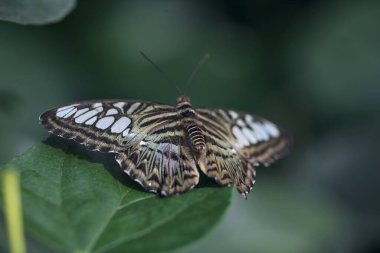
[
  {"left": 40, "top": 97, "right": 292, "bottom": 197},
  {"left": 196, "top": 108, "right": 292, "bottom": 196},
  {"left": 40, "top": 100, "right": 199, "bottom": 196}
]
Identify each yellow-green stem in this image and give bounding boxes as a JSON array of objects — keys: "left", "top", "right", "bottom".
[{"left": 3, "top": 168, "right": 26, "bottom": 253}]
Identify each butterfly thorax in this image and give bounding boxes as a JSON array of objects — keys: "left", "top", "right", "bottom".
[{"left": 176, "top": 96, "right": 206, "bottom": 153}]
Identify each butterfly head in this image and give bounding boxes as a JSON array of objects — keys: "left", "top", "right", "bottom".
[
  {"left": 176, "top": 96, "right": 196, "bottom": 118},
  {"left": 176, "top": 96, "right": 191, "bottom": 104}
]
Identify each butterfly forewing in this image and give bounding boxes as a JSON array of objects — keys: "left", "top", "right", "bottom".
[
  {"left": 197, "top": 108, "right": 292, "bottom": 163},
  {"left": 40, "top": 100, "right": 173, "bottom": 151}
]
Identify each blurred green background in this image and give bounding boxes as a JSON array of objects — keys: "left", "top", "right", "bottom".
[{"left": 1, "top": 0, "right": 379, "bottom": 252}]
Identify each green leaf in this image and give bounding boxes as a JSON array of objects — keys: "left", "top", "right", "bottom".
[
  {"left": 0, "top": 0, "right": 76, "bottom": 25},
  {"left": 0, "top": 142, "right": 231, "bottom": 253}
]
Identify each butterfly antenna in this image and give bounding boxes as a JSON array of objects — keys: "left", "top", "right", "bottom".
[
  {"left": 183, "top": 53, "right": 210, "bottom": 96},
  {"left": 139, "top": 50, "right": 182, "bottom": 95}
]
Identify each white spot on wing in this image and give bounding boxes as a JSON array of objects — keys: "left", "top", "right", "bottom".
[
  {"left": 229, "top": 148, "right": 237, "bottom": 154},
  {"left": 74, "top": 108, "right": 90, "bottom": 118},
  {"left": 95, "top": 116, "right": 115, "bottom": 129},
  {"left": 251, "top": 123, "right": 269, "bottom": 141},
  {"left": 242, "top": 127, "right": 257, "bottom": 144},
  {"left": 85, "top": 116, "right": 97, "bottom": 125},
  {"left": 56, "top": 107, "right": 74, "bottom": 118},
  {"left": 122, "top": 128, "right": 130, "bottom": 137},
  {"left": 113, "top": 102, "right": 125, "bottom": 111},
  {"left": 264, "top": 122, "right": 280, "bottom": 137},
  {"left": 106, "top": 108, "right": 118, "bottom": 116},
  {"left": 229, "top": 110, "right": 239, "bottom": 120},
  {"left": 63, "top": 108, "right": 77, "bottom": 118},
  {"left": 57, "top": 104, "right": 78, "bottom": 112},
  {"left": 75, "top": 107, "right": 103, "bottom": 123},
  {"left": 236, "top": 119, "right": 245, "bottom": 127},
  {"left": 232, "top": 126, "right": 250, "bottom": 146},
  {"left": 111, "top": 117, "right": 131, "bottom": 133},
  {"left": 93, "top": 102, "right": 102, "bottom": 108},
  {"left": 245, "top": 114, "right": 254, "bottom": 123},
  {"left": 127, "top": 102, "right": 141, "bottom": 114}
]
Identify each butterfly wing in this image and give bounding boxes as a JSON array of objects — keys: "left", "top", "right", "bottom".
[
  {"left": 116, "top": 125, "right": 199, "bottom": 196},
  {"left": 40, "top": 100, "right": 174, "bottom": 152},
  {"left": 39, "top": 100, "right": 199, "bottom": 195},
  {"left": 196, "top": 108, "right": 292, "bottom": 196}
]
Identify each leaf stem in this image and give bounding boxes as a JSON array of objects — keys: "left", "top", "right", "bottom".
[{"left": 2, "top": 168, "right": 26, "bottom": 253}]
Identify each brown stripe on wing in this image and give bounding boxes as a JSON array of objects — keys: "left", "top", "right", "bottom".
[
  {"left": 116, "top": 130, "right": 200, "bottom": 196},
  {"left": 200, "top": 137, "right": 256, "bottom": 197},
  {"left": 40, "top": 114, "right": 126, "bottom": 153},
  {"left": 243, "top": 131, "right": 293, "bottom": 166}
]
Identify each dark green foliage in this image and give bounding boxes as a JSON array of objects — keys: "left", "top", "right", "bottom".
[
  {"left": 1, "top": 1, "right": 380, "bottom": 252},
  {"left": 0, "top": 0, "right": 75, "bottom": 25},
  {"left": 0, "top": 143, "right": 231, "bottom": 253}
]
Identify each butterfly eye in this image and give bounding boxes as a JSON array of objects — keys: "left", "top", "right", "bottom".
[{"left": 180, "top": 108, "right": 195, "bottom": 117}]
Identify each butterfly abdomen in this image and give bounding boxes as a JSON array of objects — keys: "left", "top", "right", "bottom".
[
  {"left": 176, "top": 96, "right": 206, "bottom": 152},
  {"left": 185, "top": 122, "right": 205, "bottom": 152}
]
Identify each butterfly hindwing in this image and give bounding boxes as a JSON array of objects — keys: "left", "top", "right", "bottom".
[
  {"left": 196, "top": 108, "right": 292, "bottom": 196},
  {"left": 200, "top": 137, "right": 256, "bottom": 196},
  {"left": 116, "top": 128, "right": 200, "bottom": 196}
]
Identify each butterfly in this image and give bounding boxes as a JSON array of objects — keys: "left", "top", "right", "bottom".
[{"left": 39, "top": 96, "right": 292, "bottom": 197}]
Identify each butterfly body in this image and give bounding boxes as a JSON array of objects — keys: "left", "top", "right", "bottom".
[
  {"left": 40, "top": 96, "right": 292, "bottom": 197},
  {"left": 176, "top": 96, "right": 206, "bottom": 154}
]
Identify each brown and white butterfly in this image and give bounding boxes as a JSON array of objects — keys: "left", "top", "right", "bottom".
[{"left": 39, "top": 96, "right": 292, "bottom": 197}]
